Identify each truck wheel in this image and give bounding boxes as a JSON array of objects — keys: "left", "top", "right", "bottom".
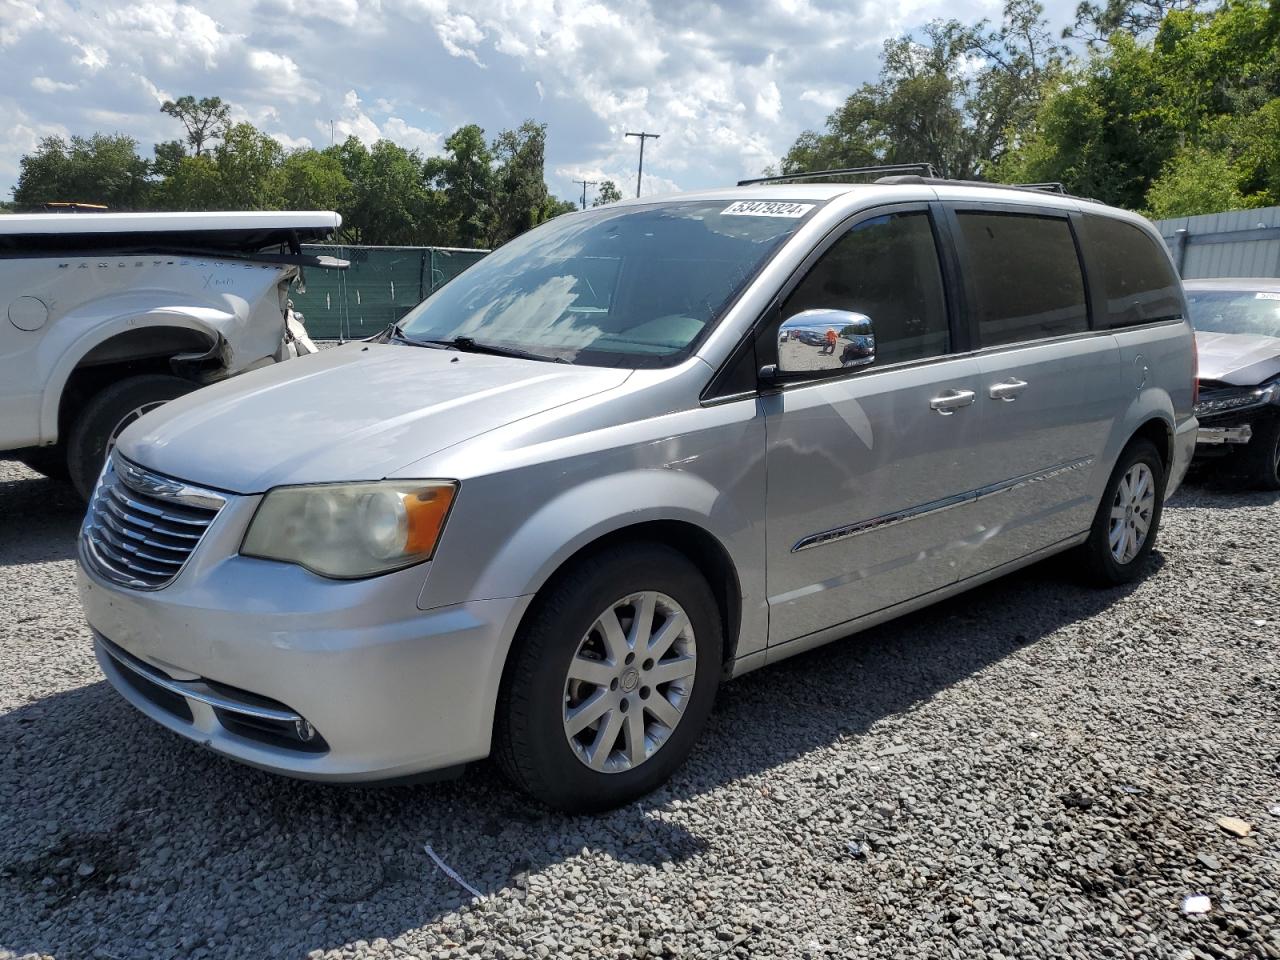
[
  {"left": 1237, "top": 414, "right": 1280, "bottom": 490},
  {"left": 1079, "top": 438, "right": 1165, "bottom": 586},
  {"left": 67, "top": 375, "right": 195, "bottom": 500},
  {"left": 495, "top": 543, "right": 722, "bottom": 813}
]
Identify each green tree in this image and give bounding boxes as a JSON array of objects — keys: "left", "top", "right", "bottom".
[
  {"left": 1002, "top": 0, "right": 1280, "bottom": 212},
  {"left": 12, "top": 134, "right": 150, "bottom": 210},
  {"left": 592, "top": 180, "right": 623, "bottom": 206},
  {"left": 160, "top": 95, "right": 231, "bottom": 156},
  {"left": 490, "top": 120, "right": 555, "bottom": 245},
  {"left": 275, "top": 149, "right": 351, "bottom": 211},
  {"left": 779, "top": 0, "right": 1065, "bottom": 180},
  {"left": 1145, "top": 147, "right": 1249, "bottom": 217},
  {"left": 151, "top": 123, "right": 284, "bottom": 210},
  {"left": 430, "top": 124, "right": 494, "bottom": 247},
  {"left": 344, "top": 139, "right": 439, "bottom": 245},
  {"left": 1066, "top": 0, "right": 1207, "bottom": 43}
]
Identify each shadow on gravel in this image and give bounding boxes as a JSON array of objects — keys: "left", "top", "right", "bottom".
[
  {"left": 1167, "top": 474, "right": 1280, "bottom": 511},
  {"left": 0, "top": 547, "right": 1160, "bottom": 958},
  {"left": 0, "top": 469, "right": 83, "bottom": 565}
]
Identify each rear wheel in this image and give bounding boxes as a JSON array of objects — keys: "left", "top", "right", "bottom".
[
  {"left": 495, "top": 543, "right": 722, "bottom": 813},
  {"left": 1237, "top": 414, "right": 1280, "bottom": 490},
  {"left": 1079, "top": 438, "right": 1165, "bottom": 585},
  {"left": 67, "top": 375, "right": 195, "bottom": 500}
]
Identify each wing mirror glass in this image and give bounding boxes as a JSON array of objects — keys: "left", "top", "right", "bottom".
[{"left": 772, "top": 309, "right": 876, "bottom": 378}]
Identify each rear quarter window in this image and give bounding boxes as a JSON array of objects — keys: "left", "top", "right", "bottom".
[
  {"left": 955, "top": 212, "right": 1089, "bottom": 347},
  {"left": 1081, "top": 214, "right": 1183, "bottom": 327}
]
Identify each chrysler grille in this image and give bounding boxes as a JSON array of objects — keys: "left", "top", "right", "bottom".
[{"left": 81, "top": 456, "right": 225, "bottom": 590}]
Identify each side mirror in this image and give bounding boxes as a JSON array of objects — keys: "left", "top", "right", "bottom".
[{"left": 770, "top": 309, "right": 876, "bottom": 379}]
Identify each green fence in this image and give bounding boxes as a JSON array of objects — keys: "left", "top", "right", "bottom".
[{"left": 293, "top": 245, "right": 489, "bottom": 340}]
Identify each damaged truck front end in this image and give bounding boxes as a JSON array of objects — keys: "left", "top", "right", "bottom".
[{"left": 0, "top": 211, "right": 344, "bottom": 497}]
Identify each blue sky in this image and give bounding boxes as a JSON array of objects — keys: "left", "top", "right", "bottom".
[{"left": 0, "top": 0, "right": 1077, "bottom": 206}]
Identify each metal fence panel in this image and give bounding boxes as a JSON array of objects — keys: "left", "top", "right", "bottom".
[
  {"left": 1155, "top": 207, "right": 1280, "bottom": 279},
  {"left": 292, "top": 245, "right": 488, "bottom": 339}
]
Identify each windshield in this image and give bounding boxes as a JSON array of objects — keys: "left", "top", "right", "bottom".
[
  {"left": 1187, "top": 289, "right": 1280, "bottom": 339},
  {"left": 397, "top": 198, "right": 818, "bottom": 367}
]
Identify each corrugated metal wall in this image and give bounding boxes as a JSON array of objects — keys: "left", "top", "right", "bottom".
[
  {"left": 292, "top": 245, "right": 488, "bottom": 340},
  {"left": 1154, "top": 207, "right": 1280, "bottom": 279}
]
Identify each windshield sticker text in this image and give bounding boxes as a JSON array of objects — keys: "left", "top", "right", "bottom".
[
  {"left": 1255, "top": 292, "right": 1280, "bottom": 301},
  {"left": 722, "top": 200, "right": 814, "bottom": 218}
]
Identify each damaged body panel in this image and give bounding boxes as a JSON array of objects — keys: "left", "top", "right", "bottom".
[{"left": 1, "top": 210, "right": 342, "bottom": 497}]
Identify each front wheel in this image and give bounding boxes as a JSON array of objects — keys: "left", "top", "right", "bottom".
[
  {"left": 1237, "top": 414, "right": 1280, "bottom": 490},
  {"left": 495, "top": 543, "right": 722, "bottom": 813},
  {"left": 67, "top": 375, "right": 195, "bottom": 500},
  {"left": 1079, "top": 438, "right": 1165, "bottom": 586}
]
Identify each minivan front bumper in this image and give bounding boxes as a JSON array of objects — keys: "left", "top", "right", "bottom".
[{"left": 78, "top": 549, "right": 530, "bottom": 782}]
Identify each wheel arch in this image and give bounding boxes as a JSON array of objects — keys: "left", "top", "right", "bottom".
[
  {"left": 512, "top": 518, "right": 744, "bottom": 674},
  {"left": 39, "top": 315, "right": 221, "bottom": 445}
]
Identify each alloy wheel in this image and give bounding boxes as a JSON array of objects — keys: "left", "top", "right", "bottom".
[
  {"left": 562, "top": 591, "right": 697, "bottom": 773},
  {"left": 1109, "top": 462, "right": 1155, "bottom": 564}
]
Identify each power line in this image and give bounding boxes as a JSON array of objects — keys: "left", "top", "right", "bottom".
[
  {"left": 624, "top": 131, "right": 660, "bottom": 198},
  {"left": 574, "top": 178, "right": 599, "bottom": 210}
]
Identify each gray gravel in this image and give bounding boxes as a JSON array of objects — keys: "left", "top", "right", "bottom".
[{"left": 2, "top": 457, "right": 1278, "bottom": 960}]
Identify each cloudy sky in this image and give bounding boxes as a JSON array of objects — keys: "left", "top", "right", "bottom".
[{"left": 0, "top": 0, "right": 1075, "bottom": 206}]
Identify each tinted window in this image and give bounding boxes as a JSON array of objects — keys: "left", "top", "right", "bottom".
[
  {"left": 782, "top": 211, "right": 949, "bottom": 367},
  {"left": 1082, "top": 214, "right": 1183, "bottom": 327},
  {"left": 956, "top": 212, "right": 1088, "bottom": 347},
  {"left": 399, "top": 199, "right": 816, "bottom": 368}
]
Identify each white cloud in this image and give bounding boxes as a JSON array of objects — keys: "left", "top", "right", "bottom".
[
  {"left": 31, "top": 77, "right": 77, "bottom": 94},
  {"left": 0, "top": 0, "right": 1084, "bottom": 204}
]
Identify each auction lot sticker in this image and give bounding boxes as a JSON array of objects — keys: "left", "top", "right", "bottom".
[{"left": 722, "top": 200, "right": 815, "bottom": 218}]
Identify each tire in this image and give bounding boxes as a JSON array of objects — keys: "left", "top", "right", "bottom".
[
  {"left": 495, "top": 542, "right": 722, "bottom": 813},
  {"left": 1236, "top": 414, "right": 1280, "bottom": 490},
  {"left": 67, "top": 374, "right": 195, "bottom": 500},
  {"left": 1079, "top": 438, "right": 1166, "bottom": 586}
]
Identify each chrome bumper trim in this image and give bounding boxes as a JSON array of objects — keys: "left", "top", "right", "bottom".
[
  {"left": 1196, "top": 425, "right": 1253, "bottom": 445},
  {"left": 99, "top": 637, "right": 302, "bottom": 724}
]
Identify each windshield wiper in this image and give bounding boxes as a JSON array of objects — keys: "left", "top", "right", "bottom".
[
  {"left": 386, "top": 321, "right": 445, "bottom": 348},
  {"left": 423, "top": 336, "right": 568, "bottom": 364}
]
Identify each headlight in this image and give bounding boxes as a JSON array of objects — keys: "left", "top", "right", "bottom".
[
  {"left": 1194, "top": 383, "right": 1278, "bottom": 417},
  {"left": 241, "top": 481, "right": 457, "bottom": 579}
]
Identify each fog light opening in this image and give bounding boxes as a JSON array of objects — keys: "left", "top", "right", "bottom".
[{"left": 294, "top": 718, "right": 317, "bottom": 743}]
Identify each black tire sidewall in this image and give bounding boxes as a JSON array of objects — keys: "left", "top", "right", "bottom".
[
  {"left": 1086, "top": 439, "right": 1165, "bottom": 584},
  {"left": 500, "top": 543, "right": 722, "bottom": 813},
  {"left": 67, "top": 375, "right": 195, "bottom": 500},
  {"left": 1239, "top": 414, "right": 1280, "bottom": 490}
]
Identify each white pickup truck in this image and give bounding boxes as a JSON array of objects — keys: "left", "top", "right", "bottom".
[{"left": 1, "top": 210, "right": 342, "bottom": 497}]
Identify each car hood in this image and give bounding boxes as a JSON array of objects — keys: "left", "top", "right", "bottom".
[
  {"left": 117, "top": 342, "right": 632, "bottom": 493},
  {"left": 1195, "top": 331, "right": 1280, "bottom": 386}
]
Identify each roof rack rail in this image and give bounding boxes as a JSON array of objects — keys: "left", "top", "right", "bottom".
[
  {"left": 737, "top": 163, "right": 938, "bottom": 187},
  {"left": 873, "top": 174, "right": 1091, "bottom": 200}
]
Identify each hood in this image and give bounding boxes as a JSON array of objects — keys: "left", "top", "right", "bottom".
[
  {"left": 117, "top": 342, "right": 631, "bottom": 493},
  {"left": 1195, "top": 331, "right": 1280, "bottom": 386}
]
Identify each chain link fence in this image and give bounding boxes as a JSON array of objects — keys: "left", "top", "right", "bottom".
[{"left": 292, "top": 245, "right": 489, "bottom": 340}]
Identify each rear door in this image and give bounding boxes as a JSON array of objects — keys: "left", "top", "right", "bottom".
[
  {"left": 762, "top": 203, "right": 990, "bottom": 647},
  {"left": 945, "top": 204, "right": 1124, "bottom": 576}
]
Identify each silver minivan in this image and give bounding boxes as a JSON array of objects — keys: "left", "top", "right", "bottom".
[{"left": 76, "top": 174, "right": 1198, "bottom": 812}]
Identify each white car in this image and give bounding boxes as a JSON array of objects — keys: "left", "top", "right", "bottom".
[{"left": 1, "top": 210, "right": 340, "bottom": 497}]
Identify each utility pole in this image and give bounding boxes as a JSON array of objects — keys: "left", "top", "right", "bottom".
[
  {"left": 574, "top": 178, "right": 598, "bottom": 210},
  {"left": 625, "top": 131, "right": 660, "bottom": 198},
  {"left": 329, "top": 120, "right": 335, "bottom": 146}
]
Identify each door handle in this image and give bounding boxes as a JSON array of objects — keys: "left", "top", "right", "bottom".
[
  {"left": 988, "top": 378, "right": 1029, "bottom": 401},
  {"left": 929, "top": 388, "right": 976, "bottom": 415}
]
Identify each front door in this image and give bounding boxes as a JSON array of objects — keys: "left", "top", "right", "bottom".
[{"left": 762, "top": 206, "right": 989, "bottom": 647}]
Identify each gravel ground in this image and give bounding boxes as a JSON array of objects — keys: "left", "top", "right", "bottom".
[{"left": 1, "top": 457, "right": 1277, "bottom": 960}]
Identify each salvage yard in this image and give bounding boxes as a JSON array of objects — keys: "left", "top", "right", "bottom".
[{"left": 1, "top": 457, "right": 1277, "bottom": 960}]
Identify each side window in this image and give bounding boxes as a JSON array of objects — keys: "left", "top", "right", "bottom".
[
  {"left": 1081, "top": 214, "right": 1183, "bottom": 327},
  {"left": 782, "top": 211, "right": 950, "bottom": 367},
  {"left": 955, "top": 212, "right": 1089, "bottom": 347}
]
